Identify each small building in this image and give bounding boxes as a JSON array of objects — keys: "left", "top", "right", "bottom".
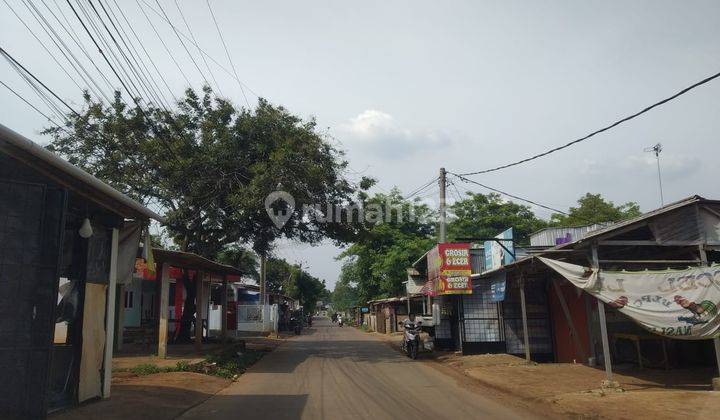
[
  {"left": 0, "top": 124, "right": 161, "bottom": 417},
  {"left": 472, "top": 195, "right": 720, "bottom": 386}
]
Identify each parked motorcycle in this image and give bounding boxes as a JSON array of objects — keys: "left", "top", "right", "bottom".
[
  {"left": 399, "top": 319, "right": 422, "bottom": 359},
  {"left": 289, "top": 311, "right": 303, "bottom": 335}
]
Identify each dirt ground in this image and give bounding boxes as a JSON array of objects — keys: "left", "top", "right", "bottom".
[
  {"left": 113, "top": 336, "right": 284, "bottom": 371},
  {"left": 52, "top": 336, "right": 286, "bottom": 419},
  {"left": 371, "top": 331, "right": 720, "bottom": 419},
  {"left": 51, "top": 372, "right": 231, "bottom": 420},
  {"left": 435, "top": 350, "right": 720, "bottom": 419}
]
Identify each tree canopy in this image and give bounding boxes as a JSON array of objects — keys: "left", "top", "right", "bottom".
[
  {"left": 45, "top": 88, "right": 360, "bottom": 258},
  {"left": 550, "top": 193, "right": 642, "bottom": 226},
  {"left": 335, "top": 190, "right": 436, "bottom": 304},
  {"left": 448, "top": 192, "right": 547, "bottom": 245}
]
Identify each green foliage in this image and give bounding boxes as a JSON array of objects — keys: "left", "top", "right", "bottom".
[
  {"left": 130, "top": 363, "right": 162, "bottom": 376},
  {"left": 330, "top": 264, "right": 361, "bottom": 312},
  {"left": 265, "top": 258, "right": 328, "bottom": 314},
  {"left": 448, "top": 192, "right": 546, "bottom": 245},
  {"left": 45, "top": 88, "right": 359, "bottom": 258},
  {"left": 216, "top": 245, "right": 259, "bottom": 279},
  {"left": 550, "top": 193, "right": 641, "bottom": 226},
  {"left": 337, "top": 190, "right": 435, "bottom": 303}
]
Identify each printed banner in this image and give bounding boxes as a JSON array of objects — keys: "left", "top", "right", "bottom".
[
  {"left": 489, "top": 272, "right": 507, "bottom": 302},
  {"left": 426, "top": 243, "right": 473, "bottom": 295},
  {"left": 483, "top": 228, "right": 515, "bottom": 273},
  {"left": 539, "top": 257, "right": 720, "bottom": 339}
]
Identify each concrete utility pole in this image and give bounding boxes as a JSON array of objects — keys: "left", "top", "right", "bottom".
[{"left": 439, "top": 167, "right": 447, "bottom": 243}]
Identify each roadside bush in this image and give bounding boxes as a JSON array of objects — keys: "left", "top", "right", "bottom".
[{"left": 131, "top": 363, "right": 162, "bottom": 376}]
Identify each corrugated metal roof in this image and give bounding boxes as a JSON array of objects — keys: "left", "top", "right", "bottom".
[
  {"left": 0, "top": 123, "right": 163, "bottom": 222},
  {"left": 530, "top": 224, "right": 607, "bottom": 246},
  {"left": 554, "top": 195, "right": 719, "bottom": 249},
  {"left": 472, "top": 195, "right": 720, "bottom": 277}
]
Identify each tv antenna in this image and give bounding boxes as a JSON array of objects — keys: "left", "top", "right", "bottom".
[{"left": 644, "top": 143, "right": 664, "bottom": 206}]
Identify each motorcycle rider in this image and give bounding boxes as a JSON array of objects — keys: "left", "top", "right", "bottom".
[
  {"left": 403, "top": 312, "right": 422, "bottom": 330},
  {"left": 401, "top": 313, "right": 422, "bottom": 358}
]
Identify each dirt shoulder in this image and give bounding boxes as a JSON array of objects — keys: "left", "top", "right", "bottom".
[
  {"left": 53, "top": 337, "right": 287, "bottom": 420},
  {"left": 369, "top": 330, "right": 720, "bottom": 419}
]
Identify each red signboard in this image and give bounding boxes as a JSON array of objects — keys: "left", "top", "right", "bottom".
[{"left": 425, "top": 243, "right": 472, "bottom": 295}]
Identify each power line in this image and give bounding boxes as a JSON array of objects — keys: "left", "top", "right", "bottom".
[
  {"left": 404, "top": 175, "right": 439, "bottom": 200},
  {"left": 65, "top": 0, "right": 146, "bottom": 114},
  {"left": 43, "top": 0, "right": 116, "bottom": 93},
  {"left": 450, "top": 172, "right": 569, "bottom": 215},
  {"left": 459, "top": 70, "right": 720, "bottom": 176},
  {"left": 206, "top": 0, "right": 249, "bottom": 107},
  {"left": 95, "top": 0, "right": 171, "bottom": 109},
  {"left": 1, "top": 47, "right": 79, "bottom": 116},
  {"left": 108, "top": 0, "right": 178, "bottom": 103},
  {"left": 1, "top": 79, "right": 69, "bottom": 131},
  {"left": 12, "top": 0, "right": 111, "bottom": 103},
  {"left": 85, "top": 0, "right": 159, "bottom": 106},
  {"left": 153, "top": 0, "right": 212, "bottom": 90},
  {"left": 134, "top": 0, "right": 192, "bottom": 88},
  {"left": 174, "top": 0, "right": 224, "bottom": 96},
  {"left": 139, "top": 0, "right": 259, "bottom": 98}
]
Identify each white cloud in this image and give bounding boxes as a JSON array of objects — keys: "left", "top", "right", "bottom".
[{"left": 338, "top": 109, "right": 449, "bottom": 157}]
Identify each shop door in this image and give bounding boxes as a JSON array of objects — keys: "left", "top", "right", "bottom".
[
  {"left": 0, "top": 181, "right": 66, "bottom": 418},
  {"left": 377, "top": 309, "right": 386, "bottom": 334}
]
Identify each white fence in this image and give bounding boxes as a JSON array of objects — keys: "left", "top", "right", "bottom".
[
  {"left": 208, "top": 303, "right": 278, "bottom": 334},
  {"left": 236, "top": 304, "right": 278, "bottom": 333}
]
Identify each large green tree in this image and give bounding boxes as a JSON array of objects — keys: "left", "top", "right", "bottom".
[
  {"left": 263, "top": 258, "right": 328, "bottom": 313},
  {"left": 45, "top": 88, "right": 360, "bottom": 258},
  {"left": 337, "top": 190, "right": 435, "bottom": 303},
  {"left": 550, "top": 193, "right": 641, "bottom": 226},
  {"left": 448, "top": 192, "right": 546, "bottom": 245},
  {"left": 331, "top": 262, "right": 361, "bottom": 312}
]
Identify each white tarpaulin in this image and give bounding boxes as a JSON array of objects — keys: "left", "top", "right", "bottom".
[{"left": 539, "top": 257, "right": 720, "bottom": 339}]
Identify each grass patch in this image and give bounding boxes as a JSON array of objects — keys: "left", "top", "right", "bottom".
[
  {"left": 131, "top": 363, "right": 163, "bottom": 376},
  {"left": 199, "top": 345, "right": 265, "bottom": 379},
  {"left": 127, "top": 344, "right": 266, "bottom": 380}
]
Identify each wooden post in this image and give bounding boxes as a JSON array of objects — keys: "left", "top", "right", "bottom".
[
  {"left": 592, "top": 244, "right": 615, "bottom": 385},
  {"left": 103, "top": 228, "right": 119, "bottom": 398},
  {"left": 221, "top": 275, "right": 228, "bottom": 341},
  {"left": 519, "top": 276, "right": 531, "bottom": 363},
  {"left": 699, "top": 244, "right": 720, "bottom": 389},
  {"left": 195, "top": 271, "right": 204, "bottom": 353},
  {"left": 116, "top": 284, "right": 126, "bottom": 352},
  {"left": 158, "top": 262, "right": 170, "bottom": 358}
]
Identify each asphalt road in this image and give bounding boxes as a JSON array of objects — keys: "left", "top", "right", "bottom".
[{"left": 179, "top": 318, "right": 533, "bottom": 420}]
